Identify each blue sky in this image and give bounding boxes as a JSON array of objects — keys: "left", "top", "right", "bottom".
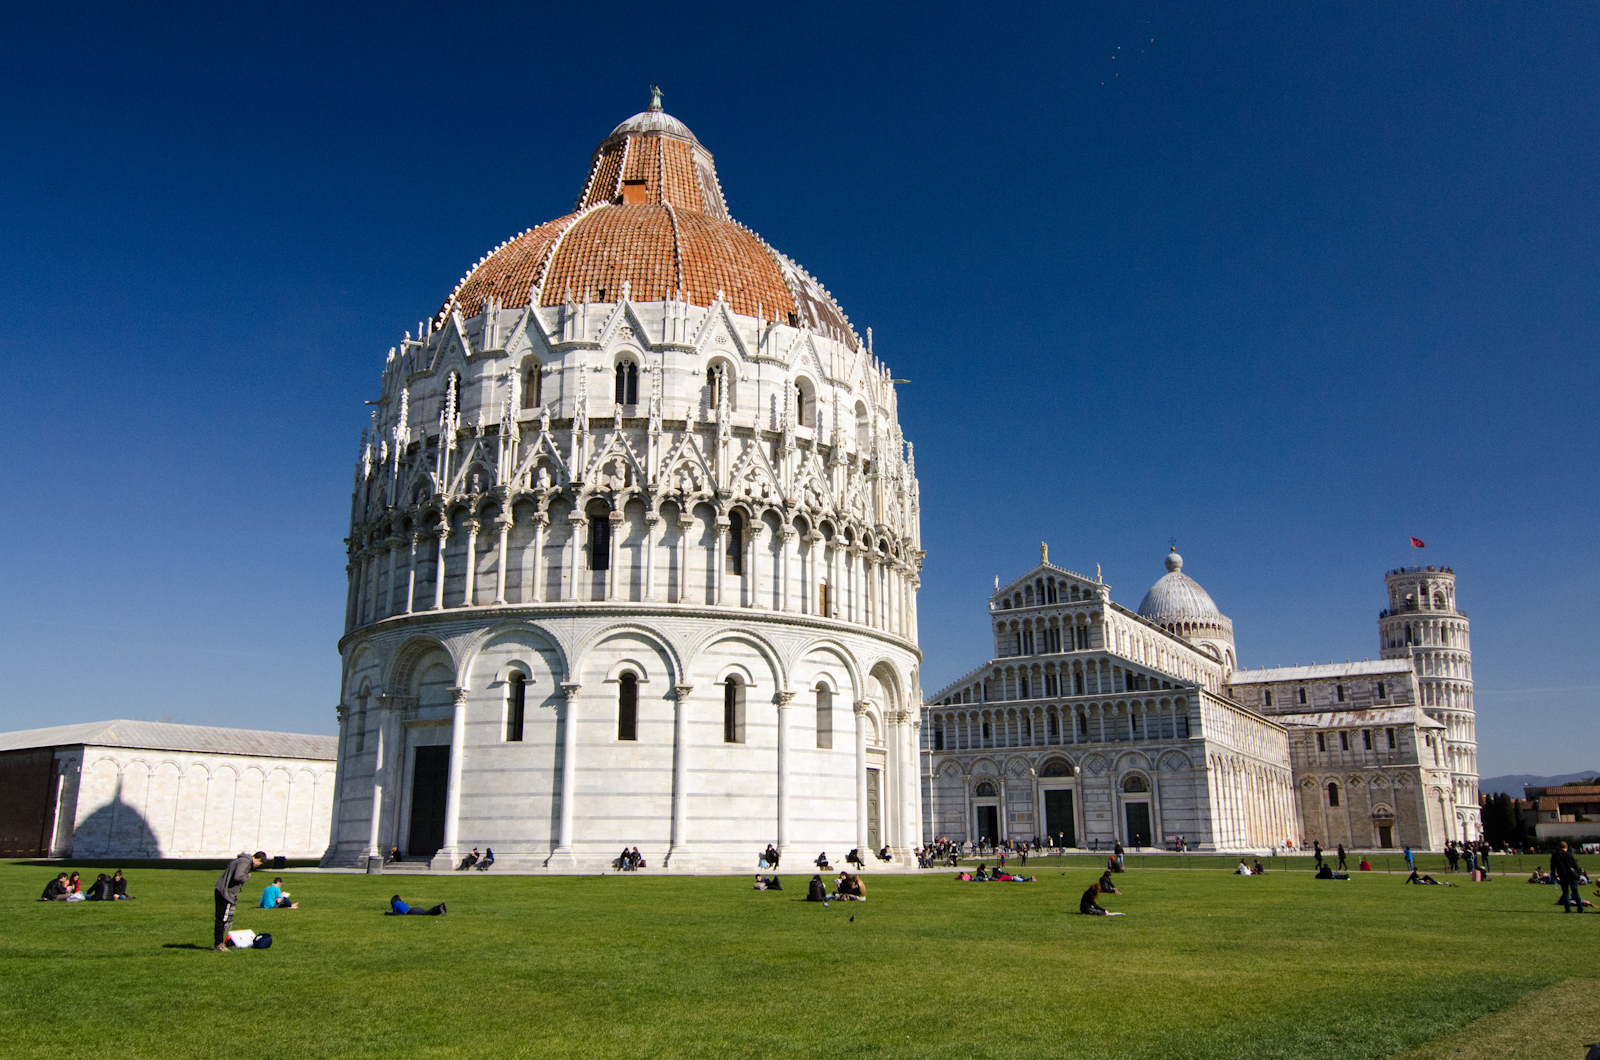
[{"left": 1, "top": 3, "right": 1594, "bottom": 776}]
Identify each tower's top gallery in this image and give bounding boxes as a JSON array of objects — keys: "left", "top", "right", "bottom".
[{"left": 437, "top": 86, "right": 858, "bottom": 350}]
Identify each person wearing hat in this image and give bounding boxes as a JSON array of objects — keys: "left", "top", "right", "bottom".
[{"left": 214, "top": 851, "right": 266, "bottom": 951}]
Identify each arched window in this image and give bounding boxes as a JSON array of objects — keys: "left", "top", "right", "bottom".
[
  {"left": 506, "top": 672, "right": 526, "bottom": 742},
  {"left": 725, "top": 510, "right": 745, "bottom": 576},
  {"left": 1041, "top": 759, "right": 1072, "bottom": 778},
  {"left": 975, "top": 781, "right": 997, "bottom": 796},
  {"left": 794, "top": 381, "right": 809, "bottom": 427},
  {"left": 815, "top": 684, "right": 833, "bottom": 749},
  {"left": 1123, "top": 775, "right": 1148, "bottom": 793},
  {"left": 617, "top": 672, "right": 638, "bottom": 741},
  {"left": 1376, "top": 681, "right": 1387, "bottom": 700},
  {"left": 522, "top": 360, "right": 542, "bottom": 409},
  {"left": 1327, "top": 782, "right": 1340, "bottom": 807},
  {"left": 723, "top": 676, "right": 745, "bottom": 744},
  {"left": 615, "top": 361, "right": 639, "bottom": 405},
  {"left": 588, "top": 509, "right": 611, "bottom": 570},
  {"left": 706, "top": 365, "right": 727, "bottom": 410},
  {"left": 855, "top": 401, "right": 870, "bottom": 451}
]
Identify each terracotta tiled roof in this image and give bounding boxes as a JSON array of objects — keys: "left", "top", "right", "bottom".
[{"left": 438, "top": 99, "right": 855, "bottom": 349}]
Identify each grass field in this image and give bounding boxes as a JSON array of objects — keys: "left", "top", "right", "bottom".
[{"left": 3, "top": 856, "right": 1596, "bottom": 1060}]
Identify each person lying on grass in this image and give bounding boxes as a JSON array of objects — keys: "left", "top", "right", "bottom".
[
  {"left": 752, "top": 875, "right": 782, "bottom": 890},
  {"left": 388, "top": 895, "right": 446, "bottom": 916},
  {"left": 1315, "top": 863, "right": 1350, "bottom": 880},
  {"left": 1405, "top": 869, "right": 1453, "bottom": 885}
]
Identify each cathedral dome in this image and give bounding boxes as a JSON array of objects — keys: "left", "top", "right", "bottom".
[
  {"left": 435, "top": 88, "right": 859, "bottom": 350},
  {"left": 1138, "top": 549, "right": 1225, "bottom": 623}
]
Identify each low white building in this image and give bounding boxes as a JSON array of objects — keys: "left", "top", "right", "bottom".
[{"left": 0, "top": 720, "right": 336, "bottom": 860}]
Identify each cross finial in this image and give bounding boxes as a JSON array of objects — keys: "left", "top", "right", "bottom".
[{"left": 648, "top": 84, "right": 664, "bottom": 112}]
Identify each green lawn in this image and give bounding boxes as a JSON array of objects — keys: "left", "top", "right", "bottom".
[{"left": 2, "top": 857, "right": 1594, "bottom": 1059}]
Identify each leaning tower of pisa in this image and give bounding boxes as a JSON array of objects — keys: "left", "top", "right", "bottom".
[{"left": 1379, "top": 565, "right": 1480, "bottom": 842}]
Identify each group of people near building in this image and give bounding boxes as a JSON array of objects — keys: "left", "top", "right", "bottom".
[
  {"left": 613, "top": 847, "right": 645, "bottom": 871},
  {"left": 457, "top": 848, "right": 494, "bottom": 871},
  {"left": 39, "top": 870, "right": 131, "bottom": 901}
]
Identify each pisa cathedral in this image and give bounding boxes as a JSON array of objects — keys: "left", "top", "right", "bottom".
[
  {"left": 325, "top": 91, "right": 923, "bottom": 871},
  {"left": 923, "top": 552, "right": 1481, "bottom": 852}
]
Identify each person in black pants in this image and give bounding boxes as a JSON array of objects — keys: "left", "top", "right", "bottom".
[
  {"left": 1080, "top": 882, "right": 1108, "bottom": 915},
  {"left": 1552, "top": 842, "right": 1585, "bottom": 913},
  {"left": 1313, "top": 840, "right": 1323, "bottom": 868},
  {"left": 1336, "top": 844, "right": 1348, "bottom": 871},
  {"left": 214, "top": 851, "right": 265, "bottom": 951}
]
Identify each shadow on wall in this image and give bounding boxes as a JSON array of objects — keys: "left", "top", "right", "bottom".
[{"left": 69, "top": 778, "right": 161, "bottom": 859}]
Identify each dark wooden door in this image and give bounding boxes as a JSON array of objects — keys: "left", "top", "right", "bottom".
[
  {"left": 1124, "top": 802, "right": 1151, "bottom": 847},
  {"left": 976, "top": 805, "right": 999, "bottom": 844},
  {"left": 866, "top": 768, "right": 881, "bottom": 849},
  {"left": 1044, "top": 789, "right": 1076, "bottom": 848},
  {"left": 408, "top": 746, "right": 450, "bottom": 858}
]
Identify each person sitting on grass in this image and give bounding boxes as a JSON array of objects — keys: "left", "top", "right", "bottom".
[
  {"left": 110, "top": 870, "right": 131, "bottom": 899},
  {"left": 1358, "top": 858, "right": 1373, "bottom": 872},
  {"left": 1098, "top": 869, "right": 1122, "bottom": 895},
  {"left": 85, "top": 873, "right": 114, "bottom": 901},
  {"left": 40, "top": 873, "right": 69, "bottom": 901},
  {"left": 1253, "top": 861, "right": 1267, "bottom": 876},
  {"left": 973, "top": 862, "right": 990, "bottom": 881},
  {"left": 1235, "top": 860, "right": 1252, "bottom": 876},
  {"left": 1315, "top": 863, "right": 1350, "bottom": 880},
  {"left": 259, "top": 878, "right": 298, "bottom": 909},
  {"left": 1080, "top": 882, "right": 1111, "bottom": 915},
  {"left": 806, "top": 875, "right": 828, "bottom": 902},
  {"left": 67, "top": 872, "right": 81, "bottom": 895},
  {"left": 833, "top": 873, "right": 866, "bottom": 900},
  {"left": 388, "top": 895, "right": 446, "bottom": 916}
]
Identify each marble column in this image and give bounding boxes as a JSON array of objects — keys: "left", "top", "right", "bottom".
[
  {"left": 554, "top": 682, "right": 580, "bottom": 858},
  {"left": 774, "top": 691, "right": 793, "bottom": 852},
  {"left": 567, "top": 512, "right": 584, "bottom": 602},
  {"left": 779, "top": 529, "right": 794, "bottom": 612},
  {"left": 668, "top": 684, "right": 694, "bottom": 864},
  {"left": 606, "top": 511, "right": 622, "bottom": 601},
  {"left": 439, "top": 686, "right": 469, "bottom": 862},
  {"left": 462, "top": 519, "right": 480, "bottom": 607},
  {"left": 432, "top": 520, "right": 450, "bottom": 611},
  {"left": 714, "top": 517, "right": 729, "bottom": 606},
  {"left": 529, "top": 514, "right": 546, "bottom": 603},
  {"left": 854, "top": 700, "right": 870, "bottom": 853},
  {"left": 494, "top": 515, "right": 511, "bottom": 604},
  {"left": 676, "top": 517, "right": 693, "bottom": 604},
  {"left": 404, "top": 531, "right": 419, "bottom": 614},
  {"left": 643, "top": 513, "right": 660, "bottom": 601}
]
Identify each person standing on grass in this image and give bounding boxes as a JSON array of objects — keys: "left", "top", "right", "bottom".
[
  {"left": 1313, "top": 840, "right": 1323, "bottom": 868},
  {"left": 214, "top": 851, "right": 265, "bottom": 951},
  {"left": 1445, "top": 843, "right": 1459, "bottom": 873},
  {"left": 1336, "top": 844, "right": 1348, "bottom": 871},
  {"left": 1553, "top": 842, "right": 1584, "bottom": 913},
  {"left": 1404, "top": 846, "right": 1414, "bottom": 871}
]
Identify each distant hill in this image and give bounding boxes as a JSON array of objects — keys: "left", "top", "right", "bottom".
[{"left": 1481, "top": 771, "right": 1600, "bottom": 797}]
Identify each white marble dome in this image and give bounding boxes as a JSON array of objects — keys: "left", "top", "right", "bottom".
[
  {"left": 1137, "top": 549, "right": 1235, "bottom": 670},
  {"left": 323, "top": 91, "right": 924, "bottom": 874}
]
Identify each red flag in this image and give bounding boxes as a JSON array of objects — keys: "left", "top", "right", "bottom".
[{"left": 1410, "top": 537, "right": 1426, "bottom": 548}]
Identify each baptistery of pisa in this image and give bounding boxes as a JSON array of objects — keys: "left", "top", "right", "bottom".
[{"left": 325, "top": 90, "right": 923, "bottom": 871}]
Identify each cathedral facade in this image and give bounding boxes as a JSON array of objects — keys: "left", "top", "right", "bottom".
[
  {"left": 325, "top": 92, "right": 923, "bottom": 872},
  {"left": 922, "top": 551, "right": 1479, "bottom": 852}
]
